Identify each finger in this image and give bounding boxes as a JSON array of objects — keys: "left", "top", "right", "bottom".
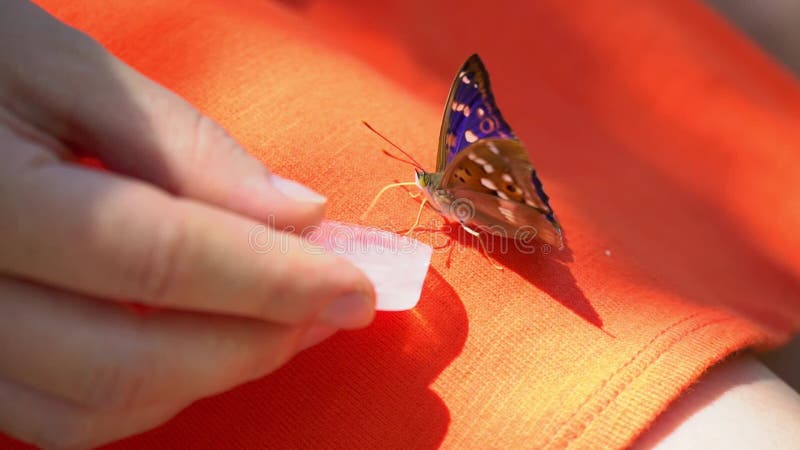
[
  {"left": 0, "top": 278, "right": 312, "bottom": 412},
  {"left": 299, "top": 325, "right": 339, "bottom": 351},
  {"left": 0, "top": 376, "right": 182, "bottom": 449},
  {"left": 0, "top": 141, "right": 375, "bottom": 328},
  {"left": 0, "top": 1, "right": 324, "bottom": 230}
]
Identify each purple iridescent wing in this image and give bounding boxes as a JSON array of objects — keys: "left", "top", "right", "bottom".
[
  {"left": 436, "top": 54, "right": 516, "bottom": 172},
  {"left": 436, "top": 55, "right": 561, "bottom": 239}
]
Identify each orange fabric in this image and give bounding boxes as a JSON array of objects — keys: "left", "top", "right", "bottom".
[{"left": 4, "top": 0, "right": 800, "bottom": 448}]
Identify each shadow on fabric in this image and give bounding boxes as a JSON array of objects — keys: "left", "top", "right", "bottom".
[
  {"left": 110, "top": 269, "right": 467, "bottom": 449},
  {"left": 438, "top": 227, "right": 604, "bottom": 331}
]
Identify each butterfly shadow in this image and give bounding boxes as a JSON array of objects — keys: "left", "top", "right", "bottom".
[{"left": 436, "top": 225, "right": 607, "bottom": 333}]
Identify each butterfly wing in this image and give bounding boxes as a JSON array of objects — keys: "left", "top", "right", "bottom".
[
  {"left": 448, "top": 188, "right": 563, "bottom": 248},
  {"left": 436, "top": 54, "right": 516, "bottom": 172},
  {"left": 439, "top": 139, "right": 562, "bottom": 247}
]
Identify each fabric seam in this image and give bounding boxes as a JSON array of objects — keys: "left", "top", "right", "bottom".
[
  {"left": 567, "top": 315, "right": 735, "bottom": 449},
  {"left": 543, "top": 312, "right": 728, "bottom": 449}
]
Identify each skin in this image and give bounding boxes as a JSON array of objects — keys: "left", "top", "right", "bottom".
[
  {"left": 1, "top": 2, "right": 799, "bottom": 449},
  {"left": 634, "top": 355, "right": 800, "bottom": 449},
  {"left": 0, "top": 1, "right": 375, "bottom": 448}
]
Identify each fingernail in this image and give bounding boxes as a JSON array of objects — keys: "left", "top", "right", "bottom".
[
  {"left": 271, "top": 174, "right": 327, "bottom": 204},
  {"left": 318, "top": 292, "right": 373, "bottom": 328}
]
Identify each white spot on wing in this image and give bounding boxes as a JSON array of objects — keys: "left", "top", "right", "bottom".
[
  {"left": 487, "top": 142, "right": 500, "bottom": 154},
  {"left": 461, "top": 75, "right": 471, "bottom": 84},
  {"left": 477, "top": 107, "right": 485, "bottom": 117},
  {"left": 502, "top": 174, "right": 513, "bottom": 183},
  {"left": 497, "top": 191, "right": 510, "bottom": 200},
  {"left": 473, "top": 157, "right": 487, "bottom": 165},
  {"left": 463, "top": 106, "right": 471, "bottom": 117},
  {"left": 480, "top": 178, "right": 498, "bottom": 190},
  {"left": 483, "top": 164, "right": 494, "bottom": 173},
  {"left": 467, "top": 152, "right": 477, "bottom": 161},
  {"left": 464, "top": 130, "right": 478, "bottom": 143},
  {"left": 498, "top": 206, "right": 514, "bottom": 219}
]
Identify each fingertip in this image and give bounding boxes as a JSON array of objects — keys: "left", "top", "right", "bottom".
[
  {"left": 265, "top": 174, "right": 327, "bottom": 231},
  {"left": 318, "top": 290, "right": 375, "bottom": 330},
  {"left": 298, "top": 324, "right": 339, "bottom": 351},
  {"left": 314, "top": 256, "right": 376, "bottom": 330},
  {"left": 230, "top": 172, "right": 326, "bottom": 232},
  {"left": 270, "top": 174, "right": 326, "bottom": 204}
]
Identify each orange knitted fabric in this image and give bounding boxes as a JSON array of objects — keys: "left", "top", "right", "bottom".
[{"left": 4, "top": 0, "right": 800, "bottom": 448}]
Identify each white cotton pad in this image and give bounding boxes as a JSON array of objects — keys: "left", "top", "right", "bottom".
[{"left": 308, "top": 221, "right": 433, "bottom": 311}]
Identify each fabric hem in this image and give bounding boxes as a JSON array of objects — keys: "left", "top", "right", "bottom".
[{"left": 543, "top": 312, "right": 765, "bottom": 449}]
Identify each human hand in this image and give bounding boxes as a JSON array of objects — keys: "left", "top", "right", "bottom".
[{"left": 0, "top": 2, "right": 375, "bottom": 448}]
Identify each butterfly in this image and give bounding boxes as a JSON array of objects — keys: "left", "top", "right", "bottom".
[{"left": 366, "top": 54, "right": 563, "bottom": 249}]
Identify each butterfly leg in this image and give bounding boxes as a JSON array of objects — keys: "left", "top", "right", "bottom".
[
  {"left": 459, "top": 223, "right": 504, "bottom": 271},
  {"left": 361, "top": 181, "right": 418, "bottom": 219},
  {"left": 405, "top": 198, "right": 428, "bottom": 236}
]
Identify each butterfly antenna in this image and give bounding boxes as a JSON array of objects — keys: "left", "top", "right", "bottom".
[
  {"left": 381, "top": 149, "right": 422, "bottom": 168},
  {"left": 362, "top": 121, "right": 425, "bottom": 170}
]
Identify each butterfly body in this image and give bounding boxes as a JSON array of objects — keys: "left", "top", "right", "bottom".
[{"left": 416, "top": 54, "right": 563, "bottom": 248}]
